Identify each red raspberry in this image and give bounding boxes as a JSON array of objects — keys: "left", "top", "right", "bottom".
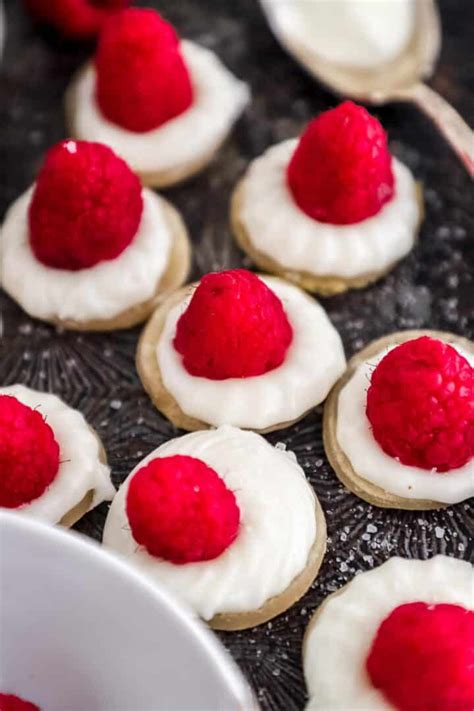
[
  {"left": 0, "top": 395, "right": 60, "bottom": 508},
  {"left": 287, "top": 101, "right": 395, "bottom": 225},
  {"left": 0, "top": 695, "right": 40, "bottom": 711},
  {"left": 366, "top": 336, "right": 474, "bottom": 471},
  {"left": 29, "top": 140, "right": 143, "bottom": 270},
  {"left": 24, "top": 0, "right": 129, "bottom": 40},
  {"left": 95, "top": 8, "right": 193, "bottom": 133},
  {"left": 126, "top": 455, "right": 240, "bottom": 564},
  {"left": 174, "top": 269, "right": 293, "bottom": 380},
  {"left": 366, "top": 602, "right": 474, "bottom": 711}
]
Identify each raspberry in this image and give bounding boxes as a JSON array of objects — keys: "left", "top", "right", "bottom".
[
  {"left": 126, "top": 455, "right": 240, "bottom": 564},
  {"left": 0, "top": 395, "right": 60, "bottom": 508},
  {"left": 174, "top": 269, "right": 293, "bottom": 380},
  {"left": 366, "top": 602, "right": 474, "bottom": 711},
  {"left": 29, "top": 140, "right": 143, "bottom": 270},
  {"left": 287, "top": 101, "right": 394, "bottom": 225},
  {"left": 0, "top": 695, "right": 40, "bottom": 711},
  {"left": 24, "top": 0, "right": 129, "bottom": 40},
  {"left": 366, "top": 336, "right": 474, "bottom": 471},
  {"left": 95, "top": 8, "right": 193, "bottom": 133}
]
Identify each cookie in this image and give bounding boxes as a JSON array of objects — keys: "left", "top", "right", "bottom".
[
  {"left": 0, "top": 385, "right": 115, "bottom": 524},
  {"left": 304, "top": 556, "right": 473, "bottom": 710},
  {"left": 65, "top": 10, "right": 249, "bottom": 188},
  {"left": 323, "top": 329, "right": 474, "bottom": 509},
  {"left": 1, "top": 140, "right": 191, "bottom": 331},
  {"left": 103, "top": 426, "right": 327, "bottom": 629},
  {"left": 231, "top": 103, "right": 423, "bottom": 296},
  {"left": 137, "top": 271, "right": 346, "bottom": 433}
]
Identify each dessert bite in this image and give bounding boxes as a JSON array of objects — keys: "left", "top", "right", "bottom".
[
  {"left": 137, "top": 269, "right": 346, "bottom": 432},
  {"left": 24, "top": 0, "right": 128, "bottom": 40},
  {"left": 0, "top": 139, "right": 190, "bottom": 330},
  {"left": 66, "top": 8, "right": 249, "bottom": 187},
  {"left": 103, "top": 426, "right": 326, "bottom": 630},
  {"left": 232, "top": 101, "right": 422, "bottom": 295},
  {"left": 323, "top": 330, "right": 474, "bottom": 509},
  {"left": 304, "top": 556, "right": 473, "bottom": 710},
  {"left": 0, "top": 384, "right": 114, "bottom": 526}
]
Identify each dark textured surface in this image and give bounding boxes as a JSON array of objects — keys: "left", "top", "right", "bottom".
[{"left": 1, "top": 1, "right": 473, "bottom": 708}]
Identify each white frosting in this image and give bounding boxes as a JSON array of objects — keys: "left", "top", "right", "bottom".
[
  {"left": 0, "top": 187, "right": 172, "bottom": 323},
  {"left": 0, "top": 385, "right": 115, "bottom": 523},
  {"left": 157, "top": 276, "right": 346, "bottom": 430},
  {"left": 239, "top": 141, "right": 420, "bottom": 279},
  {"left": 70, "top": 40, "right": 250, "bottom": 174},
  {"left": 103, "top": 426, "right": 318, "bottom": 619},
  {"left": 337, "top": 343, "right": 474, "bottom": 503},
  {"left": 305, "top": 556, "right": 474, "bottom": 710},
  {"left": 266, "top": 0, "right": 415, "bottom": 69}
]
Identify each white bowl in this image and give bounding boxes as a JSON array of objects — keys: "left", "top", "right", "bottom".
[{"left": 0, "top": 512, "right": 256, "bottom": 710}]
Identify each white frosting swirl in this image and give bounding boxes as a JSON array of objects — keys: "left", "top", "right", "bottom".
[
  {"left": 336, "top": 343, "right": 474, "bottom": 503},
  {"left": 1, "top": 188, "right": 172, "bottom": 323},
  {"left": 305, "top": 556, "right": 474, "bottom": 710},
  {"left": 70, "top": 41, "right": 250, "bottom": 174},
  {"left": 238, "top": 141, "right": 420, "bottom": 278},
  {"left": 103, "top": 426, "right": 318, "bottom": 619},
  {"left": 157, "top": 276, "right": 346, "bottom": 430},
  {"left": 0, "top": 384, "right": 114, "bottom": 523}
]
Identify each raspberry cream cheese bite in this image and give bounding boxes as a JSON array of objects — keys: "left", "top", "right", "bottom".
[
  {"left": 304, "top": 556, "right": 473, "bottom": 711},
  {"left": 0, "top": 140, "right": 190, "bottom": 331},
  {"left": 103, "top": 426, "right": 326, "bottom": 630},
  {"left": 232, "top": 101, "right": 422, "bottom": 296},
  {"left": 137, "top": 269, "right": 346, "bottom": 432},
  {"left": 0, "top": 384, "right": 114, "bottom": 526},
  {"left": 324, "top": 330, "right": 474, "bottom": 509},
  {"left": 24, "top": 0, "right": 129, "bottom": 40},
  {"left": 66, "top": 8, "right": 249, "bottom": 188}
]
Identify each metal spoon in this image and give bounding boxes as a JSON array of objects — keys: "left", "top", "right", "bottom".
[{"left": 259, "top": 0, "right": 473, "bottom": 176}]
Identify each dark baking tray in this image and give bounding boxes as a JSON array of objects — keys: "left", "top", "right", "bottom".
[{"left": 1, "top": 1, "right": 473, "bottom": 709}]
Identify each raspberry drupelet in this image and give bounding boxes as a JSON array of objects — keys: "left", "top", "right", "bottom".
[
  {"left": 0, "top": 395, "right": 60, "bottom": 509},
  {"left": 126, "top": 455, "right": 240, "bottom": 564},
  {"left": 29, "top": 140, "right": 143, "bottom": 271},
  {"left": 95, "top": 8, "right": 194, "bottom": 133},
  {"left": 287, "top": 101, "right": 395, "bottom": 225},
  {"left": 366, "top": 602, "right": 474, "bottom": 711},
  {"left": 173, "top": 269, "right": 293, "bottom": 380},
  {"left": 366, "top": 336, "right": 473, "bottom": 472}
]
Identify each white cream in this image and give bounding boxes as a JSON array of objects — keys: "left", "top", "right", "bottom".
[
  {"left": 157, "top": 276, "right": 346, "bottom": 430},
  {"left": 239, "top": 140, "right": 420, "bottom": 279},
  {"left": 0, "top": 188, "right": 172, "bottom": 324},
  {"left": 103, "top": 426, "right": 318, "bottom": 620},
  {"left": 305, "top": 556, "right": 473, "bottom": 710},
  {"left": 0, "top": 385, "right": 114, "bottom": 523},
  {"left": 336, "top": 342, "right": 474, "bottom": 504},
  {"left": 266, "top": 0, "right": 416, "bottom": 69},
  {"left": 70, "top": 41, "right": 249, "bottom": 175}
]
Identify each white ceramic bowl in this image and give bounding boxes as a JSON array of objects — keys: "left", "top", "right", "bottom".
[{"left": 0, "top": 512, "right": 256, "bottom": 710}]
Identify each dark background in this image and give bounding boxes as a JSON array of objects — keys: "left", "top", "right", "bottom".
[{"left": 1, "top": 1, "right": 473, "bottom": 708}]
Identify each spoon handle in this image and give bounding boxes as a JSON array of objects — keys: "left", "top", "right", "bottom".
[{"left": 401, "top": 83, "right": 473, "bottom": 177}]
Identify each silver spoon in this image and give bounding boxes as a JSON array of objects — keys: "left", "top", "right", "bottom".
[{"left": 259, "top": 0, "right": 474, "bottom": 176}]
